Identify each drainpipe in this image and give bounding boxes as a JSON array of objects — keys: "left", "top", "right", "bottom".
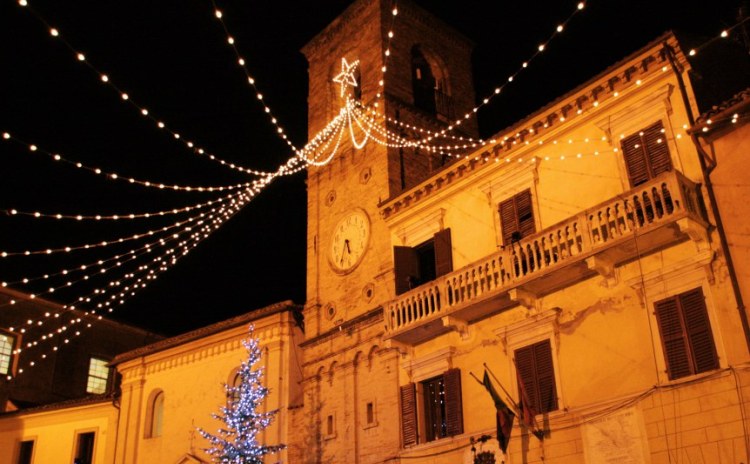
[{"left": 664, "top": 41, "right": 750, "bottom": 351}]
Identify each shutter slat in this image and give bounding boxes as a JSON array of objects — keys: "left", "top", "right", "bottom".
[
  {"left": 515, "top": 345, "right": 538, "bottom": 412},
  {"left": 680, "top": 289, "right": 719, "bottom": 374},
  {"left": 394, "top": 246, "right": 419, "bottom": 295},
  {"left": 400, "top": 383, "right": 418, "bottom": 447},
  {"left": 643, "top": 122, "right": 672, "bottom": 177},
  {"left": 434, "top": 228, "right": 453, "bottom": 277},
  {"left": 534, "top": 340, "right": 558, "bottom": 413},
  {"left": 517, "top": 190, "right": 536, "bottom": 238},
  {"left": 655, "top": 297, "right": 692, "bottom": 380},
  {"left": 622, "top": 133, "right": 650, "bottom": 187},
  {"left": 443, "top": 368, "right": 464, "bottom": 436},
  {"left": 499, "top": 198, "right": 518, "bottom": 245}
]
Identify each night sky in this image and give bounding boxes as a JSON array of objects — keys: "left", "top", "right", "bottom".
[{"left": 0, "top": 0, "right": 745, "bottom": 336}]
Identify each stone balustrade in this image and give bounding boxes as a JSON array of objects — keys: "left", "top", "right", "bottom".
[{"left": 385, "top": 171, "right": 706, "bottom": 340}]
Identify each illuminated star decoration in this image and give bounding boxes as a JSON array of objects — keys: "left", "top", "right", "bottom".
[{"left": 332, "top": 57, "right": 360, "bottom": 97}]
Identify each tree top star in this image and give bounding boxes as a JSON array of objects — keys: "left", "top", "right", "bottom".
[{"left": 332, "top": 58, "right": 360, "bottom": 98}]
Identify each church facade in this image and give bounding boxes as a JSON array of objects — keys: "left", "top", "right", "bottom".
[{"left": 2, "top": 0, "right": 750, "bottom": 463}]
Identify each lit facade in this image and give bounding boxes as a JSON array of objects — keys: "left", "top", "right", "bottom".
[
  {"left": 2, "top": 1, "right": 750, "bottom": 463},
  {"left": 294, "top": 0, "right": 750, "bottom": 463}
]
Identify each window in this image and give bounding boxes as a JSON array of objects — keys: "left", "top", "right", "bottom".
[
  {"left": 227, "top": 370, "right": 241, "bottom": 407},
  {"left": 499, "top": 189, "right": 535, "bottom": 246},
  {"left": 400, "top": 368, "right": 463, "bottom": 446},
  {"left": 621, "top": 121, "right": 672, "bottom": 187},
  {"left": 654, "top": 288, "right": 719, "bottom": 380},
  {"left": 0, "top": 332, "right": 15, "bottom": 375},
  {"left": 86, "top": 357, "right": 110, "bottom": 394},
  {"left": 411, "top": 46, "right": 450, "bottom": 118},
  {"left": 74, "top": 432, "right": 95, "bottom": 464},
  {"left": 146, "top": 390, "right": 165, "bottom": 438},
  {"left": 366, "top": 402, "right": 375, "bottom": 425},
  {"left": 515, "top": 340, "right": 558, "bottom": 415},
  {"left": 393, "top": 229, "right": 452, "bottom": 295},
  {"left": 17, "top": 440, "right": 34, "bottom": 464},
  {"left": 326, "top": 414, "right": 334, "bottom": 436},
  {"left": 412, "top": 47, "right": 437, "bottom": 115}
]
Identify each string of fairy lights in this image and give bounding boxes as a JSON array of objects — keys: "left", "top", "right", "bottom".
[{"left": 4, "top": 0, "right": 747, "bottom": 378}]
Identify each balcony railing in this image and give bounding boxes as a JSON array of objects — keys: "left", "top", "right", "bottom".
[{"left": 384, "top": 171, "right": 707, "bottom": 344}]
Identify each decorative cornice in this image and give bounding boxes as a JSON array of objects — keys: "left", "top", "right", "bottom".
[
  {"left": 111, "top": 300, "right": 300, "bottom": 365},
  {"left": 380, "top": 32, "right": 683, "bottom": 220}
]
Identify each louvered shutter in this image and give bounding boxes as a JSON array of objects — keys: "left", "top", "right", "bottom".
[
  {"left": 394, "top": 246, "right": 419, "bottom": 295},
  {"left": 516, "top": 190, "right": 536, "bottom": 239},
  {"left": 433, "top": 228, "right": 453, "bottom": 277},
  {"left": 680, "top": 289, "right": 719, "bottom": 374},
  {"left": 500, "top": 190, "right": 535, "bottom": 245},
  {"left": 643, "top": 121, "right": 672, "bottom": 177},
  {"left": 499, "top": 198, "right": 519, "bottom": 246},
  {"left": 515, "top": 345, "right": 538, "bottom": 412},
  {"left": 533, "top": 340, "right": 558, "bottom": 413},
  {"left": 443, "top": 368, "right": 464, "bottom": 436},
  {"left": 622, "top": 132, "right": 650, "bottom": 187},
  {"left": 654, "top": 296, "right": 693, "bottom": 380},
  {"left": 400, "top": 383, "right": 418, "bottom": 447}
]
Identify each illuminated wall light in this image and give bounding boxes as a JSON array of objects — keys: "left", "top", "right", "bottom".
[
  {"left": 77, "top": 53, "right": 85, "bottom": 61},
  {"left": 50, "top": 28, "right": 59, "bottom": 37}
]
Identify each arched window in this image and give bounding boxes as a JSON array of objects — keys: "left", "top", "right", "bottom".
[
  {"left": 227, "top": 369, "right": 242, "bottom": 408},
  {"left": 145, "top": 389, "right": 164, "bottom": 438},
  {"left": 411, "top": 46, "right": 450, "bottom": 117}
]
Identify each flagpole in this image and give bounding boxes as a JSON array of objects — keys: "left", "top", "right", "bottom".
[{"left": 483, "top": 363, "right": 519, "bottom": 413}]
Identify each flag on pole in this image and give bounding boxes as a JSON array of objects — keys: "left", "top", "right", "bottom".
[
  {"left": 481, "top": 370, "right": 515, "bottom": 453},
  {"left": 517, "top": 376, "right": 544, "bottom": 440}
]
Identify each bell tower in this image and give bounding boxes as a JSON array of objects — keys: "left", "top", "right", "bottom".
[{"left": 301, "top": 0, "right": 476, "bottom": 337}]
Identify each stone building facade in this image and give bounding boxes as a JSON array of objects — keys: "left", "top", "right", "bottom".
[{"left": 2, "top": 1, "right": 750, "bottom": 463}]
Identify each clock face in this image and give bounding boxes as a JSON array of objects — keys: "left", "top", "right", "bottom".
[{"left": 330, "top": 209, "right": 370, "bottom": 273}]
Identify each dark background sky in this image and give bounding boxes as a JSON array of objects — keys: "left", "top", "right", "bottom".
[{"left": 1, "top": 0, "right": 747, "bottom": 336}]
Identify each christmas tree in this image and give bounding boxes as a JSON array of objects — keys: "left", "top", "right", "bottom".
[{"left": 198, "top": 325, "right": 286, "bottom": 463}]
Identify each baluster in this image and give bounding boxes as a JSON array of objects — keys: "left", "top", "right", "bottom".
[{"left": 661, "top": 182, "right": 674, "bottom": 214}]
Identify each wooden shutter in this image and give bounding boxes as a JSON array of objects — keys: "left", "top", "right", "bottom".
[
  {"left": 643, "top": 121, "right": 672, "bottom": 177},
  {"left": 622, "top": 132, "right": 650, "bottom": 187},
  {"left": 433, "top": 228, "right": 453, "bottom": 277},
  {"left": 515, "top": 345, "right": 538, "bottom": 412},
  {"left": 655, "top": 295, "right": 693, "bottom": 380},
  {"left": 500, "top": 190, "right": 535, "bottom": 245},
  {"left": 680, "top": 289, "right": 719, "bottom": 374},
  {"left": 443, "top": 368, "right": 464, "bottom": 436},
  {"left": 515, "top": 340, "right": 558, "bottom": 414},
  {"left": 622, "top": 121, "right": 673, "bottom": 187},
  {"left": 499, "top": 197, "right": 519, "bottom": 245},
  {"left": 394, "top": 246, "right": 419, "bottom": 295},
  {"left": 533, "top": 340, "right": 558, "bottom": 413},
  {"left": 400, "top": 383, "right": 418, "bottom": 447},
  {"left": 516, "top": 190, "right": 536, "bottom": 239}
]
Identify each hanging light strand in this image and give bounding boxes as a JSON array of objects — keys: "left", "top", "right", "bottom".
[
  {"left": 210, "top": 0, "right": 299, "bottom": 153},
  {"left": 14, "top": 0, "right": 281, "bottom": 177},
  {"left": 2, "top": 132, "right": 253, "bottom": 192}
]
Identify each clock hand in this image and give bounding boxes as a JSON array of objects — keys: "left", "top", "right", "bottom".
[{"left": 345, "top": 239, "right": 351, "bottom": 254}]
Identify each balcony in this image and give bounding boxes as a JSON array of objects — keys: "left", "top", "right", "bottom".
[{"left": 384, "top": 171, "right": 709, "bottom": 345}]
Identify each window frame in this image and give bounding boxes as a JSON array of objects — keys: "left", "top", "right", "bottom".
[
  {"left": 400, "top": 367, "right": 463, "bottom": 447},
  {"left": 85, "top": 357, "right": 110, "bottom": 394},
  {"left": 499, "top": 189, "right": 536, "bottom": 246},
  {"left": 0, "top": 330, "right": 17, "bottom": 376},
  {"left": 145, "top": 389, "right": 165, "bottom": 439},
  {"left": 620, "top": 120, "right": 673, "bottom": 188},
  {"left": 16, "top": 437, "right": 35, "bottom": 464},
  {"left": 654, "top": 287, "right": 719, "bottom": 380},
  {"left": 72, "top": 429, "right": 97, "bottom": 464},
  {"left": 514, "top": 339, "right": 559, "bottom": 415},
  {"left": 393, "top": 228, "right": 452, "bottom": 295}
]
